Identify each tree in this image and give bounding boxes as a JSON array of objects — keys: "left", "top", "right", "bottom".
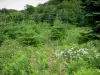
[
  {"left": 83, "top": 0, "right": 100, "bottom": 32},
  {"left": 58, "top": 9, "right": 69, "bottom": 23},
  {"left": 24, "top": 4, "right": 35, "bottom": 15},
  {"left": 79, "top": 0, "right": 100, "bottom": 42},
  {"left": 7, "top": 12, "right": 24, "bottom": 23},
  {"left": 33, "top": 13, "right": 42, "bottom": 23},
  {"left": 1, "top": 8, "right": 8, "bottom": 14},
  {"left": 44, "top": 0, "right": 64, "bottom": 5}
]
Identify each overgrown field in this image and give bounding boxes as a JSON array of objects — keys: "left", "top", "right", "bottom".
[{"left": 0, "top": 21, "right": 100, "bottom": 75}]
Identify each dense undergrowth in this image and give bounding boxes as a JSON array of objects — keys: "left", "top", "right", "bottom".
[{"left": 0, "top": 21, "right": 100, "bottom": 75}]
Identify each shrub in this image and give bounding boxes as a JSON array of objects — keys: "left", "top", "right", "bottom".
[
  {"left": 20, "top": 36, "right": 43, "bottom": 47},
  {"left": 50, "top": 26, "right": 66, "bottom": 40},
  {"left": 74, "top": 67, "right": 100, "bottom": 75}
]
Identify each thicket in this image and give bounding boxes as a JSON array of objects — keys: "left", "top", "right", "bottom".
[{"left": 0, "top": 0, "right": 100, "bottom": 75}]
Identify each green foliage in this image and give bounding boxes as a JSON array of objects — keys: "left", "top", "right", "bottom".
[
  {"left": 34, "top": 0, "right": 84, "bottom": 25},
  {"left": 33, "top": 13, "right": 41, "bottom": 23},
  {"left": 0, "top": 34, "right": 4, "bottom": 46},
  {"left": 20, "top": 36, "right": 43, "bottom": 47},
  {"left": 25, "top": 4, "right": 35, "bottom": 15},
  {"left": 67, "top": 57, "right": 86, "bottom": 75},
  {"left": 0, "top": 21, "right": 100, "bottom": 75},
  {"left": 0, "top": 39, "right": 22, "bottom": 71},
  {"left": 0, "top": 0, "right": 100, "bottom": 74},
  {"left": 2, "top": 51, "right": 29, "bottom": 75},
  {"left": 58, "top": 9, "right": 69, "bottom": 23},
  {"left": 50, "top": 25, "right": 66, "bottom": 40},
  {"left": 82, "top": 0, "right": 100, "bottom": 35},
  {"left": 57, "top": 0, "right": 84, "bottom": 24},
  {"left": 61, "top": 25, "right": 82, "bottom": 45},
  {"left": 78, "top": 27, "right": 100, "bottom": 43},
  {"left": 7, "top": 12, "right": 24, "bottom": 23},
  {"left": 35, "top": 5, "right": 57, "bottom": 24},
  {"left": 74, "top": 67, "right": 99, "bottom": 75},
  {"left": 1, "top": 8, "right": 8, "bottom": 14}
]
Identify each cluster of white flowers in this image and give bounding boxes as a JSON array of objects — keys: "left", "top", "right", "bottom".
[
  {"left": 65, "top": 47, "right": 89, "bottom": 56},
  {"left": 77, "top": 48, "right": 89, "bottom": 55},
  {"left": 95, "top": 53, "right": 100, "bottom": 58},
  {"left": 55, "top": 50, "right": 64, "bottom": 57},
  {"left": 54, "top": 47, "right": 100, "bottom": 60}
]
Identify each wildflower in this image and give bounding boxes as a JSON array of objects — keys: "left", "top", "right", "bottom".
[
  {"left": 95, "top": 53, "right": 100, "bottom": 58},
  {"left": 82, "top": 51, "right": 89, "bottom": 55},
  {"left": 67, "top": 49, "right": 72, "bottom": 54},
  {"left": 73, "top": 55, "right": 78, "bottom": 60},
  {"left": 84, "top": 48, "right": 89, "bottom": 51},
  {"left": 55, "top": 50, "right": 64, "bottom": 57}
]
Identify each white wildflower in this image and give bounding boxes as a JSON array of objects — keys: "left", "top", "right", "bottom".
[
  {"left": 83, "top": 51, "right": 89, "bottom": 55},
  {"left": 55, "top": 51, "right": 64, "bottom": 57},
  {"left": 95, "top": 53, "right": 100, "bottom": 58},
  {"left": 84, "top": 48, "right": 89, "bottom": 51}
]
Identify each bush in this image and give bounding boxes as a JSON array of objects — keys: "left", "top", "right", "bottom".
[
  {"left": 74, "top": 67, "right": 99, "bottom": 75},
  {"left": 50, "top": 26, "right": 66, "bottom": 40},
  {"left": 20, "top": 36, "right": 43, "bottom": 47},
  {"left": 78, "top": 33, "right": 100, "bottom": 44},
  {"left": 2, "top": 24, "right": 18, "bottom": 39}
]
